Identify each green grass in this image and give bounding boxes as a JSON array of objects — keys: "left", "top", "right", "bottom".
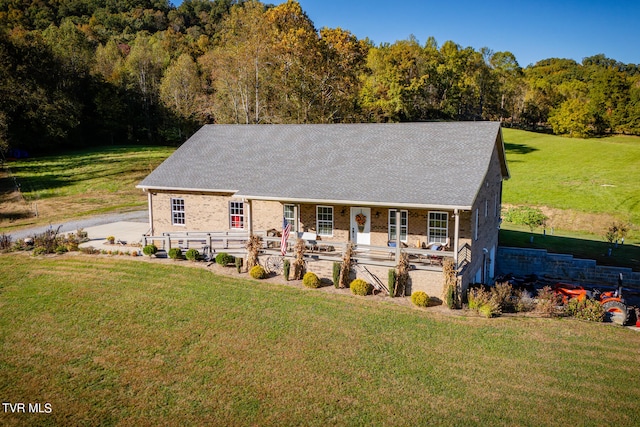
[
  {"left": 0, "top": 145, "right": 174, "bottom": 233},
  {"left": 501, "top": 129, "right": 640, "bottom": 235},
  {"left": 1, "top": 254, "right": 640, "bottom": 426}
]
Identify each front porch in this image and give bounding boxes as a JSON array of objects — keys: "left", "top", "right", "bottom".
[{"left": 141, "top": 230, "right": 456, "bottom": 272}]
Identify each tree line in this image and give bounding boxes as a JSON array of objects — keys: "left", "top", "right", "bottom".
[{"left": 1, "top": 0, "right": 638, "bottom": 153}]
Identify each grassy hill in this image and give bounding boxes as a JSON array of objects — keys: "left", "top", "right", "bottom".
[
  {"left": 501, "top": 128, "right": 640, "bottom": 240},
  {"left": 1, "top": 254, "right": 639, "bottom": 426},
  {"left": 0, "top": 145, "right": 174, "bottom": 233}
]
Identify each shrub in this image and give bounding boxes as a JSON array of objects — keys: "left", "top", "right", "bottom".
[
  {"left": 168, "top": 248, "right": 183, "bottom": 260},
  {"left": 250, "top": 265, "right": 266, "bottom": 279},
  {"left": 535, "top": 286, "right": 561, "bottom": 317},
  {"left": 106, "top": 236, "right": 115, "bottom": 244},
  {"left": 303, "top": 272, "right": 321, "bottom": 288},
  {"left": 235, "top": 257, "right": 244, "bottom": 273},
  {"left": 442, "top": 259, "right": 458, "bottom": 309},
  {"left": 565, "top": 298, "right": 605, "bottom": 322},
  {"left": 283, "top": 259, "right": 290, "bottom": 280},
  {"left": 185, "top": 248, "right": 199, "bottom": 261},
  {"left": 513, "top": 289, "right": 536, "bottom": 312},
  {"left": 468, "top": 286, "right": 501, "bottom": 317},
  {"left": 503, "top": 206, "right": 547, "bottom": 232},
  {"left": 411, "top": 291, "right": 429, "bottom": 307},
  {"left": 143, "top": 244, "right": 158, "bottom": 257},
  {"left": 33, "top": 226, "right": 63, "bottom": 255},
  {"left": 490, "top": 283, "right": 514, "bottom": 312},
  {"left": 350, "top": 278, "right": 372, "bottom": 296},
  {"left": 388, "top": 269, "right": 396, "bottom": 297},
  {"left": 79, "top": 246, "right": 98, "bottom": 255},
  {"left": 55, "top": 245, "right": 68, "bottom": 254},
  {"left": 215, "top": 252, "right": 234, "bottom": 266},
  {"left": 333, "top": 262, "right": 341, "bottom": 288},
  {"left": 0, "top": 233, "right": 13, "bottom": 252}
]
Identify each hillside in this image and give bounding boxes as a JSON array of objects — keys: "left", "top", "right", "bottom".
[{"left": 501, "top": 128, "right": 640, "bottom": 240}]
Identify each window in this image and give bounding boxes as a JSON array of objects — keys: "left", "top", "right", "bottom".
[
  {"left": 284, "top": 204, "right": 296, "bottom": 232},
  {"left": 316, "top": 206, "right": 333, "bottom": 236},
  {"left": 388, "top": 210, "right": 408, "bottom": 242},
  {"left": 474, "top": 208, "right": 479, "bottom": 241},
  {"left": 428, "top": 211, "right": 448, "bottom": 244},
  {"left": 171, "top": 198, "right": 185, "bottom": 226},
  {"left": 229, "top": 201, "right": 244, "bottom": 229}
]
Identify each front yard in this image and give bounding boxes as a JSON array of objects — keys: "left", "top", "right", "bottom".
[{"left": 1, "top": 253, "right": 639, "bottom": 426}]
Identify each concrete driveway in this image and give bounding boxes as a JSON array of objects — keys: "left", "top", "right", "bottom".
[{"left": 79, "top": 221, "right": 149, "bottom": 248}]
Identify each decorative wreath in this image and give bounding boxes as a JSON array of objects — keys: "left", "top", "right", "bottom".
[{"left": 355, "top": 213, "right": 367, "bottom": 226}]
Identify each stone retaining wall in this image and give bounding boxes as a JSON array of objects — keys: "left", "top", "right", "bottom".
[{"left": 497, "top": 246, "right": 640, "bottom": 288}]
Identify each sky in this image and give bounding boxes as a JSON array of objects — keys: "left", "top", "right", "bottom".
[{"left": 289, "top": 0, "right": 639, "bottom": 67}]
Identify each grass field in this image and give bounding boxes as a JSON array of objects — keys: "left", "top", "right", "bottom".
[
  {"left": 0, "top": 145, "right": 174, "bottom": 234},
  {"left": 1, "top": 254, "right": 639, "bottom": 426},
  {"left": 501, "top": 128, "right": 640, "bottom": 239}
]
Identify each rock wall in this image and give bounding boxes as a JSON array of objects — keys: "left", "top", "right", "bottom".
[{"left": 497, "top": 247, "right": 640, "bottom": 288}]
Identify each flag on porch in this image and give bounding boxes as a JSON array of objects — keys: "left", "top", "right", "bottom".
[{"left": 280, "top": 217, "right": 291, "bottom": 256}]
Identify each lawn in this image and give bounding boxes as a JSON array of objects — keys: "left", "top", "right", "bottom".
[
  {"left": 0, "top": 145, "right": 174, "bottom": 234},
  {"left": 1, "top": 254, "right": 639, "bottom": 426},
  {"left": 501, "top": 128, "right": 640, "bottom": 239}
]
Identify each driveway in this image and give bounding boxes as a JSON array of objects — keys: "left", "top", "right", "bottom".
[{"left": 10, "top": 210, "right": 149, "bottom": 246}]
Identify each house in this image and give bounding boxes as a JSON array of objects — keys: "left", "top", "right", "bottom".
[{"left": 137, "top": 122, "right": 509, "bottom": 296}]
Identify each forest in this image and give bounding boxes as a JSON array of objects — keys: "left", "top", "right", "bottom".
[{"left": 1, "top": 0, "right": 639, "bottom": 153}]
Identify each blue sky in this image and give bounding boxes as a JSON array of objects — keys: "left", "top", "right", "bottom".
[{"left": 291, "top": 0, "right": 638, "bottom": 67}]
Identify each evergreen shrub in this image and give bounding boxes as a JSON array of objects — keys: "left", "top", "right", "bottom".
[
  {"left": 350, "top": 278, "right": 372, "bottom": 296},
  {"left": 303, "top": 272, "right": 321, "bottom": 288}
]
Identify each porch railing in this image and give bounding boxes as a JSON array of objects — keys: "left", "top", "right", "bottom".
[{"left": 141, "top": 231, "right": 454, "bottom": 270}]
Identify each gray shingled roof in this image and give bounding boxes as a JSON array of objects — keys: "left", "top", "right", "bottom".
[{"left": 138, "top": 122, "right": 506, "bottom": 209}]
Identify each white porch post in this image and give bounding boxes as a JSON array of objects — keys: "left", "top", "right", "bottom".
[
  {"left": 147, "top": 191, "right": 154, "bottom": 236},
  {"left": 395, "top": 209, "right": 401, "bottom": 261},
  {"left": 246, "top": 199, "right": 252, "bottom": 235},
  {"left": 454, "top": 209, "right": 460, "bottom": 269}
]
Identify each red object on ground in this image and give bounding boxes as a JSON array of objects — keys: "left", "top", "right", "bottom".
[{"left": 636, "top": 320, "right": 640, "bottom": 327}]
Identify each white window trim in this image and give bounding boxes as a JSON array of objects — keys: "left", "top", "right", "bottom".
[
  {"left": 229, "top": 201, "right": 245, "bottom": 230},
  {"left": 171, "top": 198, "right": 185, "bottom": 226},
  {"left": 388, "top": 209, "right": 408, "bottom": 242},
  {"left": 284, "top": 204, "right": 297, "bottom": 233},
  {"left": 316, "top": 205, "right": 334, "bottom": 237},
  {"left": 428, "top": 211, "right": 448, "bottom": 244}
]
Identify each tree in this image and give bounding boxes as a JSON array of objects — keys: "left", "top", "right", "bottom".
[
  {"left": 159, "top": 53, "right": 202, "bottom": 140},
  {"left": 199, "top": 0, "right": 272, "bottom": 123},
  {"left": 124, "top": 32, "right": 170, "bottom": 141}
]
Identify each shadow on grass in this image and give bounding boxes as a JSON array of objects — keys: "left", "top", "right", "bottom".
[
  {"left": 504, "top": 142, "right": 538, "bottom": 155},
  {"left": 499, "top": 229, "right": 640, "bottom": 272}
]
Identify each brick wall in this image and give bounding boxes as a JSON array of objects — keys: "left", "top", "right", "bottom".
[
  {"left": 460, "top": 144, "right": 504, "bottom": 289},
  {"left": 151, "top": 191, "right": 236, "bottom": 233},
  {"left": 287, "top": 257, "right": 445, "bottom": 297},
  {"left": 497, "top": 247, "right": 640, "bottom": 288}
]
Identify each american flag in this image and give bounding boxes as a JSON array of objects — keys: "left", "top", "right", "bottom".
[{"left": 280, "top": 217, "right": 291, "bottom": 256}]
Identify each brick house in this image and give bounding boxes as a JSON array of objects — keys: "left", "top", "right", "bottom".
[{"left": 138, "top": 122, "right": 509, "bottom": 296}]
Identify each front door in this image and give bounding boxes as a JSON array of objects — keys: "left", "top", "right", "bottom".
[{"left": 350, "top": 207, "right": 371, "bottom": 245}]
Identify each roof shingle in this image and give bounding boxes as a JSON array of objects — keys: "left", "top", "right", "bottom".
[{"left": 138, "top": 122, "right": 505, "bottom": 209}]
